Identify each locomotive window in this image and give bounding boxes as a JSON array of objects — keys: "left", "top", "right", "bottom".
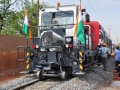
[
  {"left": 99, "top": 30, "right": 103, "bottom": 40},
  {"left": 41, "top": 13, "right": 52, "bottom": 29},
  {"left": 41, "top": 11, "right": 74, "bottom": 29},
  {"left": 99, "top": 33, "right": 103, "bottom": 39}
]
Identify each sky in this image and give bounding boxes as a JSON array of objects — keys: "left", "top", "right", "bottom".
[
  {"left": 10, "top": 0, "right": 120, "bottom": 44},
  {"left": 39, "top": 0, "right": 120, "bottom": 44}
]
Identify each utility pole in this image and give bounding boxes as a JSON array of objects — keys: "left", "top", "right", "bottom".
[
  {"left": 106, "top": 25, "right": 113, "bottom": 38},
  {"left": 38, "top": 0, "right": 39, "bottom": 12},
  {"left": 37, "top": 0, "right": 40, "bottom": 36},
  {"left": 117, "top": 37, "right": 119, "bottom": 45}
]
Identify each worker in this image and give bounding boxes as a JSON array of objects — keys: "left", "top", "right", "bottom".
[
  {"left": 101, "top": 43, "right": 109, "bottom": 71},
  {"left": 114, "top": 46, "right": 120, "bottom": 73},
  {"left": 96, "top": 44, "right": 102, "bottom": 66}
]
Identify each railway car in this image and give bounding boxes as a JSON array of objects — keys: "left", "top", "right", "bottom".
[
  {"left": 17, "top": 3, "right": 112, "bottom": 80},
  {"left": 84, "top": 21, "right": 112, "bottom": 53},
  {"left": 83, "top": 21, "right": 112, "bottom": 67}
]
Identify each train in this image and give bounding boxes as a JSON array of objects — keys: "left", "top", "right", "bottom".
[{"left": 17, "top": 3, "right": 112, "bottom": 80}]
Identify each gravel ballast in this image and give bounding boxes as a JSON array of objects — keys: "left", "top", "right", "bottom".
[
  {"left": 49, "top": 57, "right": 115, "bottom": 90},
  {"left": 0, "top": 57, "right": 115, "bottom": 90}
]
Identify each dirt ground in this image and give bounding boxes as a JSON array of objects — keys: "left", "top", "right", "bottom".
[
  {"left": 100, "top": 70, "right": 120, "bottom": 90},
  {"left": 113, "top": 70, "right": 120, "bottom": 81},
  {"left": 101, "top": 86, "right": 120, "bottom": 90}
]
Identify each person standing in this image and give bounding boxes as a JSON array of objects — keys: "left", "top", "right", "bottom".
[
  {"left": 114, "top": 46, "right": 120, "bottom": 72},
  {"left": 101, "top": 43, "right": 109, "bottom": 71},
  {"left": 96, "top": 44, "right": 102, "bottom": 66}
]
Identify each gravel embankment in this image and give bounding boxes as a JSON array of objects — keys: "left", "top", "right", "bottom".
[
  {"left": 24, "top": 79, "right": 62, "bottom": 90},
  {"left": 0, "top": 74, "right": 36, "bottom": 90},
  {"left": 0, "top": 57, "right": 115, "bottom": 90},
  {"left": 49, "top": 57, "right": 115, "bottom": 90}
]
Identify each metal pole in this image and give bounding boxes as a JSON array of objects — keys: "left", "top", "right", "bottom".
[
  {"left": 109, "top": 28, "right": 110, "bottom": 37},
  {"left": 117, "top": 37, "right": 118, "bottom": 44},
  {"left": 38, "top": 0, "right": 39, "bottom": 18},
  {"left": 106, "top": 25, "right": 113, "bottom": 38},
  {"left": 27, "top": 38, "right": 28, "bottom": 48},
  {"left": 37, "top": 0, "right": 40, "bottom": 37},
  {"left": 118, "top": 38, "right": 119, "bottom": 44},
  {"left": 26, "top": 9, "right": 29, "bottom": 50}
]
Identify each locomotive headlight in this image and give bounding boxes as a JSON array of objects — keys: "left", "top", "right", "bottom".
[
  {"left": 66, "top": 38, "right": 72, "bottom": 43},
  {"left": 66, "top": 44, "right": 69, "bottom": 48},
  {"left": 73, "top": 62, "right": 77, "bottom": 65},
  {"left": 36, "top": 45, "right": 39, "bottom": 48}
]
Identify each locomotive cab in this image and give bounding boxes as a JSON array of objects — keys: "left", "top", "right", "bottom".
[
  {"left": 17, "top": 2, "right": 113, "bottom": 81},
  {"left": 18, "top": 2, "right": 108, "bottom": 81},
  {"left": 34, "top": 4, "right": 88, "bottom": 80},
  {"left": 16, "top": 3, "right": 112, "bottom": 80}
]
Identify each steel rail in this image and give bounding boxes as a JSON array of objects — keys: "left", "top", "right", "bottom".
[{"left": 12, "top": 79, "right": 39, "bottom": 90}]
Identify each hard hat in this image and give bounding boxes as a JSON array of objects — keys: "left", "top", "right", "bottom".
[{"left": 103, "top": 43, "right": 107, "bottom": 46}]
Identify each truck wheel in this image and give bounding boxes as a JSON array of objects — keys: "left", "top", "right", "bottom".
[
  {"left": 36, "top": 70, "right": 43, "bottom": 80},
  {"left": 61, "top": 71, "right": 67, "bottom": 80}
]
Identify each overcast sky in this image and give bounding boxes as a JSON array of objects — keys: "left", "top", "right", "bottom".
[{"left": 40, "top": 0, "right": 120, "bottom": 44}]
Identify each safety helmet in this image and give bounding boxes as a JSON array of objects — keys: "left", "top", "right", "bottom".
[{"left": 103, "top": 43, "right": 107, "bottom": 46}]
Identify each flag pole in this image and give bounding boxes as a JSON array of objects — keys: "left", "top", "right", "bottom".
[
  {"left": 27, "top": 35, "right": 28, "bottom": 48},
  {"left": 80, "top": 0, "right": 81, "bottom": 9},
  {"left": 26, "top": 9, "right": 28, "bottom": 50},
  {"left": 80, "top": 0, "right": 86, "bottom": 50},
  {"left": 25, "top": 9, "right": 29, "bottom": 51}
]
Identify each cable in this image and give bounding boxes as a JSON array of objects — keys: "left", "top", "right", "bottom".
[
  {"left": 86, "top": 0, "right": 107, "bottom": 26},
  {"left": 66, "top": 0, "right": 72, "bottom": 4},
  {"left": 81, "top": 2, "right": 99, "bottom": 21}
]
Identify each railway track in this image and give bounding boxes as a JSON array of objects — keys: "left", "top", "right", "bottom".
[
  {"left": 0, "top": 72, "right": 72, "bottom": 90},
  {"left": 0, "top": 57, "right": 116, "bottom": 90},
  {"left": 3, "top": 75, "right": 69, "bottom": 90},
  {"left": 12, "top": 79, "right": 39, "bottom": 90}
]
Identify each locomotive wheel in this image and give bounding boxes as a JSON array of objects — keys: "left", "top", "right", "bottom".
[
  {"left": 61, "top": 71, "right": 67, "bottom": 80},
  {"left": 36, "top": 70, "right": 43, "bottom": 80}
]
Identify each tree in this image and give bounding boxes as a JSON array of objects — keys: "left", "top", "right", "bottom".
[
  {"left": 0, "top": 0, "right": 49, "bottom": 37},
  {"left": 0, "top": 0, "right": 22, "bottom": 35}
]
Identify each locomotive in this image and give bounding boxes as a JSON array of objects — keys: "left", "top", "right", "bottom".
[{"left": 17, "top": 3, "right": 112, "bottom": 80}]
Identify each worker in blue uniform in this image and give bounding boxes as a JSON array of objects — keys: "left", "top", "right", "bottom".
[
  {"left": 101, "top": 43, "right": 109, "bottom": 71},
  {"left": 114, "top": 46, "right": 120, "bottom": 73}
]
